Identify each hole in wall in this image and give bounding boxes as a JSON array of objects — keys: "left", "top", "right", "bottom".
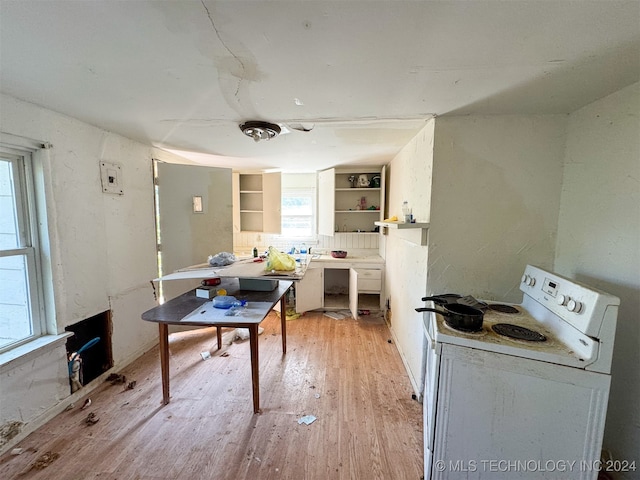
[{"left": 65, "top": 311, "right": 113, "bottom": 392}]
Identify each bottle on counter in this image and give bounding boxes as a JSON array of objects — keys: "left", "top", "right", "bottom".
[{"left": 253, "top": 247, "right": 258, "bottom": 257}]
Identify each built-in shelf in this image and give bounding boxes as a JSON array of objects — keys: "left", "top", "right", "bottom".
[
  {"left": 336, "top": 210, "right": 382, "bottom": 213},
  {"left": 375, "top": 221, "right": 429, "bottom": 246},
  {"left": 233, "top": 172, "right": 281, "bottom": 233},
  {"left": 335, "top": 187, "right": 381, "bottom": 192},
  {"left": 318, "top": 167, "right": 386, "bottom": 236}
]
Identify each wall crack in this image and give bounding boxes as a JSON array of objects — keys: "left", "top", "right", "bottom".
[{"left": 200, "top": 0, "right": 245, "bottom": 100}]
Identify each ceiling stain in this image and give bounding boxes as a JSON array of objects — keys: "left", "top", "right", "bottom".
[{"left": 199, "top": 0, "right": 264, "bottom": 118}]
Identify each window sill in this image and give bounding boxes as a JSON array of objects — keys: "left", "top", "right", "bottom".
[{"left": 0, "top": 333, "right": 73, "bottom": 373}]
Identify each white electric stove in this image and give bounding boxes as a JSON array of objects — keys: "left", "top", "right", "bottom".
[{"left": 419, "top": 265, "right": 620, "bottom": 479}]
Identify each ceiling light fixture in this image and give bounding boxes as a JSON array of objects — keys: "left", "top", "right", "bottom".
[{"left": 239, "top": 121, "right": 281, "bottom": 142}]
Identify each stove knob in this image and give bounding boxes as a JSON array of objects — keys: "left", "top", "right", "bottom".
[
  {"left": 522, "top": 274, "right": 535, "bottom": 286},
  {"left": 567, "top": 299, "right": 582, "bottom": 313},
  {"left": 557, "top": 294, "right": 568, "bottom": 306}
]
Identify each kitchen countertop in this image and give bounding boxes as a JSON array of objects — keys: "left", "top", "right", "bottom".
[{"left": 309, "top": 252, "right": 384, "bottom": 265}]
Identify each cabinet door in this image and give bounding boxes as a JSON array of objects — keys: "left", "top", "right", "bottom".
[
  {"left": 295, "top": 266, "right": 323, "bottom": 313},
  {"left": 232, "top": 172, "right": 241, "bottom": 233},
  {"left": 262, "top": 172, "right": 281, "bottom": 233},
  {"left": 349, "top": 267, "right": 359, "bottom": 319},
  {"left": 318, "top": 168, "right": 335, "bottom": 236},
  {"left": 156, "top": 162, "right": 232, "bottom": 302},
  {"left": 379, "top": 165, "right": 386, "bottom": 221}
]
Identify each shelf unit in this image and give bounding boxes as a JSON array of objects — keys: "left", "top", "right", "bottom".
[
  {"left": 318, "top": 166, "right": 386, "bottom": 236},
  {"left": 375, "top": 221, "right": 429, "bottom": 245},
  {"left": 232, "top": 172, "right": 281, "bottom": 233}
]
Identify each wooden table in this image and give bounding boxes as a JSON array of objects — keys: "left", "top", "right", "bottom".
[{"left": 141, "top": 278, "right": 293, "bottom": 413}]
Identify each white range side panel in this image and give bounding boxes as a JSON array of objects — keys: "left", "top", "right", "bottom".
[
  {"left": 423, "top": 325, "right": 441, "bottom": 480},
  {"left": 430, "top": 344, "right": 610, "bottom": 480}
]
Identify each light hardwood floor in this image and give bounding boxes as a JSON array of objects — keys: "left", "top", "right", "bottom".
[{"left": 0, "top": 311, "right": 423, "bottom": 480}]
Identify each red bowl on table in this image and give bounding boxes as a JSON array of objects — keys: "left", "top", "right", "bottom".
[{"left": 330, "top": 250, "right": 348, "bottom": 258}]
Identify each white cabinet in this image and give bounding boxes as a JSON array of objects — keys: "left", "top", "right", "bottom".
[
  {"left": 318, "top": 166, "right": 386, "bottom": 236},
  {"left": 295, "top": 261, "right": 384, "bottom": 318},
  {"left": 232, "top": 172, "right": 281, "bottom": 233}
]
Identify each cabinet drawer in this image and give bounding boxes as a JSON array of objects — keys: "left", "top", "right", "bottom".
[
  {"left": 355, "top": 268, "right": 381, "bottom": 280},
  {"left": 358, "top": 278, "right": 381, "bottom": 292}
]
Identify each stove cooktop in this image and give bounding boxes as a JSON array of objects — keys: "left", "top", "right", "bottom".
[
  {"left": 420, "top": 265, "right": 619, "bottom": 373},
  {"left": 426, "top": 301, "right": 593, "bottom": 368}
]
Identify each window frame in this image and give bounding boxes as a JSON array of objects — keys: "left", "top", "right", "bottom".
[
  {"left": 0, "top": 145, "right": 47, "bottom": 353},
  {"left": 280, "top": 183, "right": 316, "bottom": 239}
]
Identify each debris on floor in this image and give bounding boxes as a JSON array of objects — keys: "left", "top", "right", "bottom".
[
  {"left": 0, "top": 420, "right": 23, "bottom": 445},
  {"left": 81, "top": 398, "right": 92, "bottom": 410},
  {"left": 27, "top": 451, "right": 60, "bottom": 471},
  {"left": 11, "top": 447, "right": 24, "bottom": 455},
  {"left": 220, "top": 352, "right": 230, "bottom": 357},
  {"left": 233, "top": 326, "right": 264, "bottom": 341},
  {"left": 200, "top": 351, "right": 211, "bottom": 360},
  {"left": 275, "top": 308, "right": 302, "bottom": 321},
  {"left": 106, "top": 373, "right": 127, "bottom": 385},
  {"left": 85, "top": 412, "right": 99, "bottom": 425},
  {"left": 297, "top": 415, "right": 317, "bottom": 425},
  {"left": 323, "top": 310, "right": 350, "bottom": 320},
  {"left": 126, "top": 381, "right": 136, "bottom": 390}
]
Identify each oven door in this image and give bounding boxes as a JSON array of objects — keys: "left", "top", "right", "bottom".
[{"left": 423, "top": 312, "right": 441, "bottom": 479}]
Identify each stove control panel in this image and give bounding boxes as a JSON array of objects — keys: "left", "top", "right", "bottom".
[
  {"left": 542, "top": 278, "right": 559, "bottom": 297},
  {"left": 520, "top": 264, "right": 620, "bottom": 339}
]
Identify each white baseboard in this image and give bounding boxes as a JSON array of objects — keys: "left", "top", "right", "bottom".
[{"left": 387, "top": 321, "right": 423, "bottom": 402}]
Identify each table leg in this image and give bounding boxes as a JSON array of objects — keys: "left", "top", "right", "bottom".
[
  {"left": 280, "top": 293, "right": 287, "bottom": 354},
  {"left": 216, "top": 327, "right": 222, "bottom": 350},
  {"left": 159, "top": 323, "right": 170, "bottom": 405},
  {"left": 249, "top": 324, "right": 260, "bottom": 413}
]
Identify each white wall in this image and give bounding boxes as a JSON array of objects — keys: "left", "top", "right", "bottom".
[
  {"left": 0, "top": 94, "right": 159, "bottom": 449},
  {"left": 554, "top": 82, "right": 639, "bottom": 475},
  {"left": 386, "top": 114, "right": 567, "bottom": 395},
  {"left": 429, "top": 115, "right": 567, "bottom": 300},
  {"left": 383, "top": 119, "right": 434, "bottom": 393}
]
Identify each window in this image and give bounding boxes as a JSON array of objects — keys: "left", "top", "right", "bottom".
[
  {"left": 0, "top": 146, "right": 45, "bottom": 352},
  {"left": 280, "top": 173, "right": 316, "bottom": 238}
]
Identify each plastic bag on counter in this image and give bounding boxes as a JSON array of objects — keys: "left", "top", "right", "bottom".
[
  {"left": 208, "top": 252, "right": 236, "bottom": 267},
  {"left": 265, "top": 246, "right": 296, "bottom": 272},
  {"left": 212, "top": 295, "right": 247, "bottom": 309}
]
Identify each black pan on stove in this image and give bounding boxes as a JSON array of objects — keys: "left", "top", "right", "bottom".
[
  {"left": 421, "top": 293, "right": 462, "bottom": 305},
  {"left": 416, "top": 303, "right": 484, "bottom": 332}
]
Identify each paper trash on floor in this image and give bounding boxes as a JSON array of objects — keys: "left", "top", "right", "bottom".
[
  {"left": 323, "top": 310, "right": 351, "bottom": 320},
  {"left": 297, "top": 415, "right": 317, "bottom": 425},
  {"left": 233, "top": 326, "right": 264, "bottom": 341}
]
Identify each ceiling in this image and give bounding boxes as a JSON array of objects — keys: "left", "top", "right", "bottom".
[{"left": 1, "top": 1, "right": 638, "bottom": 172}]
